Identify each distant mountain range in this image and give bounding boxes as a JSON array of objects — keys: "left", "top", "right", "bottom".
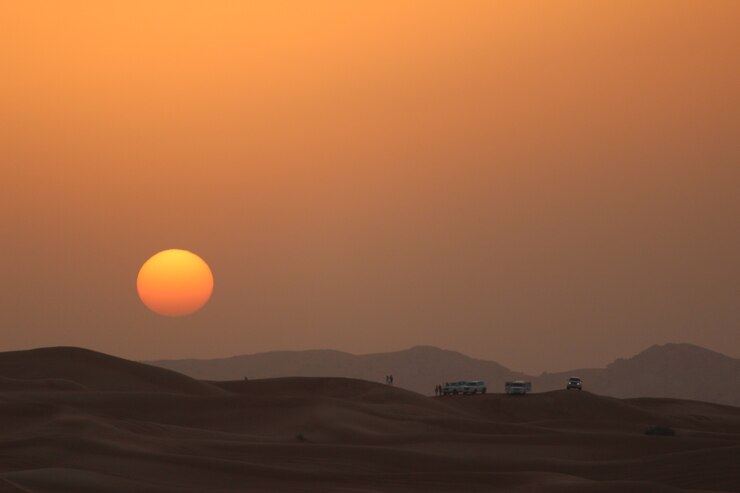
[{"left": 147, "top": 343, "right": 740, "bottom": 407}]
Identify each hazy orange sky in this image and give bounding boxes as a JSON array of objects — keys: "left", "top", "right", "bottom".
[{"left": 1, "top": 1, "right": 738, "bottom": 373}]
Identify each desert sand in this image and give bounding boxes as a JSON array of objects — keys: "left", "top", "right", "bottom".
[{"left": 0, "top": 347, "right": 737, "bottom": 492}]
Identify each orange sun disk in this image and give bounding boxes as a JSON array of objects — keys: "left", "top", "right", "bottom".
[{"left": 137, "top": 249, "right": 214, "bottom": 317}]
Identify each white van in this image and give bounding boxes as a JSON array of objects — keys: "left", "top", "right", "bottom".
[
  {"left": 442, "top": 380, "right": 487, "bottom": 395},
  {"left": 442, "top": 381, "right": 466, "bottom": 395},
  {"left": 462, "top": 381, "right": 487, "bottom": 395},
  {"left": 505, "top": 381, "right": 532, "bottom": 395}
]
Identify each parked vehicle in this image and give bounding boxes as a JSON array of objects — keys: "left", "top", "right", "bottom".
[
  {"left": 442, "top": 381, "right": 486, "bottom": 395},
  {"left": 462, "top": 381, "right": 487, "bottom": 395},
  {"left": 566, "top": 377, "right": 582, "bottom": 391},
  {"left": 442, "top": 381, "right": 465, "bottom": 395},
  {"left": 505, "top": 381, "right": 531, "bottom": 395}
]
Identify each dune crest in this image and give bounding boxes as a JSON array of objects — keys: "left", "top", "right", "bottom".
[{"left": 0, "top": 347, "right": 225, "bottom": 396}]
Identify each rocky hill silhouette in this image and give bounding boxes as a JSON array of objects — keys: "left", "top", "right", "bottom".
[
  {"left": 149, "top": 343, "right": 740, "bottom": 406},
  {"left": 536, "top": 343, "right": 740, "bottom": 405},
  {"left": 149, "top": 345, "right": 526, "bottom": 395}
]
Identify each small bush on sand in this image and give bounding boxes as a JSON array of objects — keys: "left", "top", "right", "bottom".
[
  {"left": 645, "top": 426, "right": 676, "bottom": 436},
  {"left": 296, "top": 433, "right": 310, "bottom": 443}
]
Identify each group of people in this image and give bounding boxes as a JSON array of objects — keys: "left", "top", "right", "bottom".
[
  {"left": 434, "top": 383, "right": 446, "bottom": 396},
  {"left": 385, "top": 374, "right": 394, "bottom": 385}
]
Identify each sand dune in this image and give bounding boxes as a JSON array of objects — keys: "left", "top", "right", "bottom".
[
  {"left": 0, "top": 348, "right": 737, "bottom": 492},
  {"left": 0, "top": 347, "right": 225, "bottom": 396}
]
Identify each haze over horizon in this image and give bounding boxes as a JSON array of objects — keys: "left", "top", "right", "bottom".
[{"left": 2, "top": 1, "right": 738, "bottom": 374}]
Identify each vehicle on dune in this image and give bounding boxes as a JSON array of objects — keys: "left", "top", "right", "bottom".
[
  {"left": 566, "top": 376, "right": 582, "bottom": 391},
  {"left": 442, "top": 380, "right": 487, "bottom": 395},
  {"left": 505, "top": 380, "right": 531, "bottom": 395},
  {"left": 462, "top": 380, "right": 486, "bottom": 394}
]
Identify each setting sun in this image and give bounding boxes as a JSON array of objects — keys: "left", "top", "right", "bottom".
[{"left": 137, "top": 249, "right": 214, "bottom": 317}]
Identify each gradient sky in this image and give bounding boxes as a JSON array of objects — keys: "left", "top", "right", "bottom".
[{"left": 2, "top": 1, "right": 738, "bottom": 373}]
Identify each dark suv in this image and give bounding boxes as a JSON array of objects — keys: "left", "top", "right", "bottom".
[{"left": 566, "top": 377, "right": 582, "bottom": 391}]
